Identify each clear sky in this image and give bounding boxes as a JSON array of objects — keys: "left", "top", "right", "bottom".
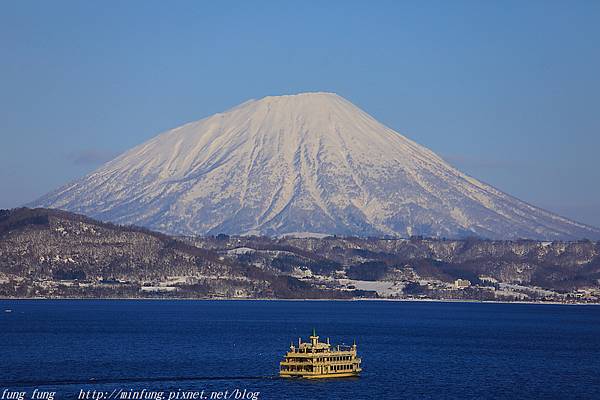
[{"left": 1, "top": 0, "right": 599, "bottom": 227}]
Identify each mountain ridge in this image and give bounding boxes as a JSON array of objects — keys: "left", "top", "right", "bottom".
[
  {"left": 31, "top": 92, "right": 600, "bottom": 240},
  {"left": 0, "top": 207, "right": 355, "bottom": 299},
  {"left": 2, "top": 207, "right": 599, "bottom": 301}
]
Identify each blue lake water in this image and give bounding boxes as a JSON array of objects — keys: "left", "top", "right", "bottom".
[{"left": 1, "top": 300, "right": 599, "bottom": 399}]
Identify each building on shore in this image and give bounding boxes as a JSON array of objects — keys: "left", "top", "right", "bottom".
[{"left": 454, "top": 279, "right": 471, "bottom": 289}]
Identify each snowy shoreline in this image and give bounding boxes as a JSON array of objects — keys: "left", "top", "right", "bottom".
[{"left": 1, "top": 296, "right": 598, "bottom": 306}]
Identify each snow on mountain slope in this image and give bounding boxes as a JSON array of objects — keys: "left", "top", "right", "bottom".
[{"left": 31, "top": 92, "right": 600, "bottom": 240}]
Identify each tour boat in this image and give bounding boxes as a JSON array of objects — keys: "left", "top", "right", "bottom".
[{"left": 279, "top": 329, "right": 362, "bottom": 378}]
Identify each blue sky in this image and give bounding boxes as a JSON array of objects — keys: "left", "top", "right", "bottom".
[{"left": 1, "top": 0, "right": 599, "bottom": 226}]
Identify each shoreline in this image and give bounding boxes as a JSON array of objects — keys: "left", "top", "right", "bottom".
[{"left": 0, "top": 296, "right": 598, "bottom": 306}]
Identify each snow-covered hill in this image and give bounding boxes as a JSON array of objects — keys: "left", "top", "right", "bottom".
[{"left": 31, "top": 92, "right": 600, "bottom": 240}]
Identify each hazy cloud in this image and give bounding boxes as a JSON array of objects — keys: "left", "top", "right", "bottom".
[
  {"left": 68, "top": 148, "right": 119, "bottom": 166},
  {"left": 540, "top": 202, "right": 600, "bottom": 229},
  {"left": 442, "top": 154, "right": 526, "bottom": 170}
]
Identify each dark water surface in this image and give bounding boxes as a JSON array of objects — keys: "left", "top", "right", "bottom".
[{"left": 1, "top": 300, "right": 599, "bottom": 399}]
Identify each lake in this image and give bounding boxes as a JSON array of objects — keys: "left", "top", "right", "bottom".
[{"left": 1, "top": 300, "right": 599, "bottom": 399}]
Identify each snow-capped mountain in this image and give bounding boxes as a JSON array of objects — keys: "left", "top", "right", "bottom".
[{"left": 32, "top": 92, "right": 600, "bottom": 240}]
